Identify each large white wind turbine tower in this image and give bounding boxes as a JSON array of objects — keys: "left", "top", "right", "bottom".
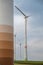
[{"left": 15, "top": 5, "right": 30, "bottom": 60}]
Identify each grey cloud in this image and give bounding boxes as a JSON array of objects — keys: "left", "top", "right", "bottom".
[{"left": 36, "top": 0, "right": 43, "bottom": 4}]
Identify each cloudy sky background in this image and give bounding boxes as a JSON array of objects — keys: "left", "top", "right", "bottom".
[{"left": 14, "top": 0, "right": 43, "bottom": 61}]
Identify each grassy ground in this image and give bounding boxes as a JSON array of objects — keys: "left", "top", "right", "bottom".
[
  {"left": 14, "top": 61, "right": 43, "bottom": 65},
  {"left": 14, "top": 64, "right": 25, "bottom": 65},
  {"left": 14, "top": 63, "right": 29, "bottom": 65},
  {"left": 14, "top": 63, "right": 43, "bottom": 65}
]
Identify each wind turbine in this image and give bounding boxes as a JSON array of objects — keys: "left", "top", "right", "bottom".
[
  {"left": 15, "top": 5, "right": 30, "bottom": 60},
  {"left": 19, "top": 43, "right": 22, "bottom": 60}
]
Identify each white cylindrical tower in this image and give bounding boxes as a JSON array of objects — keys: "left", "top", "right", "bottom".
[{"left": 0, "top": 0, "right": 13, "bottom": 65}]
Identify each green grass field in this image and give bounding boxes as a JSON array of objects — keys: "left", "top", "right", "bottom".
[
  {"left": 14, "top": 61, "right": 43, "bottom": 65},
  {"left": 14, "top": 64, "right": 26, "bottom": 65}
]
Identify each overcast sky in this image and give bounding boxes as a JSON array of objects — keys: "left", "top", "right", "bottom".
[{"left": 14, "top": 0, "right": 43, "bottom": 61}]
